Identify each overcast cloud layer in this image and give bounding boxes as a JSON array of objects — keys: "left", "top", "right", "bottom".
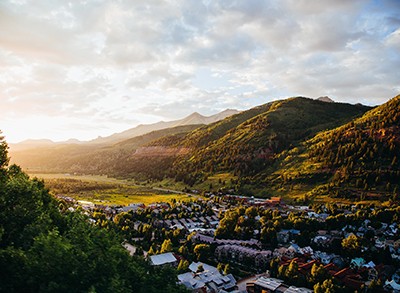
[{"left": 1, "top": 0, "right": 399, "bottom": 142}]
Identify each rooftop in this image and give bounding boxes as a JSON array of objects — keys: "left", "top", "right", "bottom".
[{"left": 149, "top": 252, "right": 177, "bottom": 266}]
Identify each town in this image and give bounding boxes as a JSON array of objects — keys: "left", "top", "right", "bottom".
[{"left": 58, "top": 193, "right": 400, "bottom": 293}]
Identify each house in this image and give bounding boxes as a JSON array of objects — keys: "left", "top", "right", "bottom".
[
  {"left": 393, "top": 269, "right": 400, "bottom": 284},
  {"left": 313, "top": 251, "right": 334, "bottom": 265},
  {"left": 350, "top": 258, "right": 365, "bottom": 270},
  {"left": 273, "top": 247, "right": 288, "bottom": 259},
  {"left": 178, "top": 262, "right": 237, "bottom": 293},
  {"left": 288, "top": 244, "right": 301, "bottom": 254},
  {"left": 384, "top": 280, "right": 400, "bottom": 292},
  {"left": 299, "top": 246, "right": 313, "bottom": 256},
  {"left": 331, "top": 256, "right": 346, "bottom": 269},
  {"left": 285, "top": 246, "right": 297, "bottom": 259},
  {"left": 215, "top": 245, "right": 272, "bottom": 270},
  {"left": 298, "top": 260, "right": 318, "bottom": 275},
  {"left": 192, "top": 233, "right": 216, "bottom": 245},
  {"left": 375, "top": 237, "right": 385, "bottom": 249},
  {"left": 277, "top": 231, "right": 290, "bottom": 244},
  {"left": 122, "top": 242, "right": 137, "bottom": 256},
  {"left": 120, "top": 203, "right": 145, "bottom": 213},
  {"left": 246, "top": 276, "right": 312, "bottom": 293},
  {"left": 149, "top": 252, "right": 178, "bottom": 266}
]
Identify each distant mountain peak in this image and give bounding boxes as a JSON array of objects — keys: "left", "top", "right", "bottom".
[
  {"left": 20, "top": 138, "right": 54, "bottom": 144},
  {"left": 317, "top": 96, "right": 334, "bottom": 103},
  {"left": 66, "top": 138, "right": 83, "bottom": 144},
  {"left": 87, "top": 109, "right": 240, "bottom": 145},
  {"left": 187, "top": 112, "right": 204, "bottom": 118}
]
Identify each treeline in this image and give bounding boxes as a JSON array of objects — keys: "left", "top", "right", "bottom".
[
  {"left": 0, "top": 134, "right": 187, "bottom": 293},
  {"left": 44, "top": 178, "right": 120, "bottom": 194}
]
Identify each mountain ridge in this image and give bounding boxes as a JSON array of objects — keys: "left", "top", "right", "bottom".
[
  {"left": 86, "top": 109, "right": 240, "bottom": 145},
  {"left": 10, "top": 109, "right": 240, "bottom": 151}
]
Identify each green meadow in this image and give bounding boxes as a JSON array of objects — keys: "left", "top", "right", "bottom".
[{"left": 31, "top": 173, "right": 196, "bottom": 206}]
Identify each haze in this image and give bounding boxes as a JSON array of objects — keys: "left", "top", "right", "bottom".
[{"left": 1, "top": 0, "right": 399, "bottom": 143}]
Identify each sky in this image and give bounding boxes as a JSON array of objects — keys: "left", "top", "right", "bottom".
[{"left": 1, "top": 0, "right": 399, "bottom": 143}]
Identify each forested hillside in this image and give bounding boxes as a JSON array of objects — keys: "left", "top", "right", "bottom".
[
  {"left": 0, "top": 133, "right": 187, "bottom": 293},
  {"left": 261, "top": 95, "right": 400, "bottom": 201},
  {"left": 170, "top": 97, "right": 371, "bottom": 186}
]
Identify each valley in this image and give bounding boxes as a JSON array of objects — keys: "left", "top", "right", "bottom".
[
  {"left": 10, "top": 95, "right": 400, "bottom": 204},
  {"left": 4, "top": 95, "right": 400, "bottom": 293}
]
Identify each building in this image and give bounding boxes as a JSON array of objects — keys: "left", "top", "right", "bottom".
[
  {"left": 246, "top": 276, "right": 312, "bottom": 293},
  {"left": 178, "top": 262, "right": 237, "bottom": 293},
  {"left": 149, "top": 252, "right": 178, "bottom": 266}
]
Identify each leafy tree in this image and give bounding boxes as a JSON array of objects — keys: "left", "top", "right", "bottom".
[
  {"left": 178, "top": 245, "right": 189, "bottom": 258},
  {"left": 309, "top": 264, "right": 328, "bottom": 284},
  {"left": 217, "top": 263, "right": 224, "bottom": 273},
  {"left": 196, "top": 264, "right": 204, "bottom": 273},
  {"left": 148, "top": 246, "right": 156, "bottom": 255},
  {"left": 160, "top": 239, "right": 173, "bottom": 253},
  {"left": 177, "top": 259, "right": 189, "bottom": 272},
  {"left": 269, "top": 258, "right": 279, "bottom": 277},
  {"left": 0, "top": 132, "right": 8, "bottom": 181},
  {"left": 0, "top": 133, "right": 188, "bottom": 293},
  {"left": 223, "top": 263, "right": 231, "bottom": 275},
  {"left": 314, "top": 279, "right": 336, "bottom": 293},
  {"left": 193, "top": 244, "right": 210, "bottom": 262},
  {"left": 341, "top": 233, "right": 361, "bottom": 256},
  {"left": 285, "top": 260, "right": 299, "bottom": 280}
]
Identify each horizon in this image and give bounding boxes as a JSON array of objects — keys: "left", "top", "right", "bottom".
[
  {"left": 9, "top": 107, "right": 241, "bottom": 144},
  {"left": 1, "top": 0, "right": 399, "bottom": 143}
]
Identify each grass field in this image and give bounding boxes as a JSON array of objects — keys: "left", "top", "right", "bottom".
[{"left": 31, "top": 173, "right": 197, "bottom": 206}]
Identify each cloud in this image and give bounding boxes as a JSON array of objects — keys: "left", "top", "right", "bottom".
[{"left": 0, "top": 0, "right": 399, "bottom": 142}]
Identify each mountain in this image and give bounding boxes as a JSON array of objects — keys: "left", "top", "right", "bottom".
[
  {"left": 317, "top": 96, "right": 334, "bottom": 103},
  {"left": 88, "top": 109, "right": 240, "bottom": 145},
  {"left": 10, "top": 125, "right": 201, "bottom": 173},
  {"left": 10, "top": 138, "right": 85, "bottom": 152},
  {"left": 100, "top": 97, "right": 370, "bottom": 185},
  {"left": 259, "top": 94, "right": 400, "bottom": 201},
  {"left": 167, "top": 97, "right": 372, "bottom": 185},
  {"left": 9, "top": 109, "right": 239, "bottom": 172},
  {"left": 10, "top": 139, "right": 56, "bottom": 151}
]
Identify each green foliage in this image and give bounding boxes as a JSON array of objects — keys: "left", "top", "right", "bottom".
[
  {"left": 263, "top": 95, "right": 400, "bottom": 202},
  {"left": 0, "top": 132, "right": 9, "bottom": 180},
  {"left": 314, "top": 279, "right": 336, "bottom": 293},
  {"left": 172, "top": 97, "right": 370, "bottom": 185},
  {"left": 0, "top": 135, "right": 187, "bottom": 293},
  {"left": 341, "top": 233, "right": 361, "bottom": 256},
  {"left": 309, "top": 264, "right": 328, "bottom": 284},
  {"left": 177, "top": 259, "right": 189, "bottom": 272},
  {"left": 42, "top": 176, "right": 193, "bottom": 206},
  {"left": 223, "top": 263, "right": 231, "bottom": 275},
  {"left": 193, "top": 244, "right": 211, "bottom": 262},
  {"left": 160, "top": 239, "right": 173, "bottom": 253}
]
